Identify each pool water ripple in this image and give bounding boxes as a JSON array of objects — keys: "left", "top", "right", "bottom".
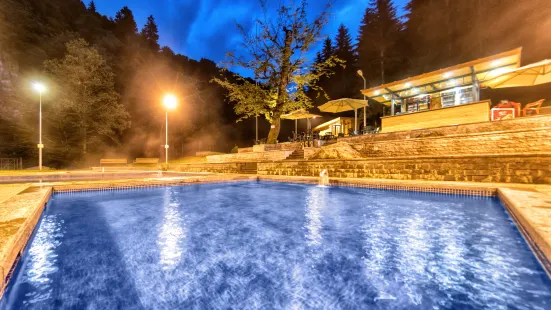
[{"left": 1, "top": 181, "right": 551, "bottom": 309}]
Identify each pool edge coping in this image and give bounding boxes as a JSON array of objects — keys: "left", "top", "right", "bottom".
[
  {"left": 0, "top": 187, "right": 52, "bottom": 299},
  {"left": 497, "top": 188, "right": 551, "bottom": 279}
]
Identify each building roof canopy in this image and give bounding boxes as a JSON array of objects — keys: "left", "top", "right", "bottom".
[{"left": 361, "top": 48, "right": 522, "bottom": 105}]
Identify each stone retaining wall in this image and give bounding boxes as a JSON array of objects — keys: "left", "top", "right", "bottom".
[
  {"left": 253, "top": 142, "right": 302, "bottom": 152},
  {"left": 206, "top": 150, "right": 294, "bottom": 163},
  {"left": 195, "top": 151, "right": 223, "bottom": 156},
  {"left": 351, "top": 128, "right": 551, "bottom": 158},
  {"left": 304, "top": 147, "right": 318, "bottom": 159},
  {"left": 174, "top": 163, "right": 244, "bottom": 173},
  {"left": 237, "top": 147, "right": 253, "bottom": 153},
  {"left": 257, "top": 154, "right": 551, "bottom": 184}
]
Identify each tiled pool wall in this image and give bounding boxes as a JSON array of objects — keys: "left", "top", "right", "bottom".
[
  {"left": 257, "top": 176, "right": 497, "bottom": 197},
  {"left": 52, "top": 177, "right": 255, "bottom": 193}
]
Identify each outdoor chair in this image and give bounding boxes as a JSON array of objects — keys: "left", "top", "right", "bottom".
[
  {"left": 522, "top": 99, "right": 545, "bottom": 116},
  {"left": 363, "top": 126, "right": 374, "bottom": 134}
]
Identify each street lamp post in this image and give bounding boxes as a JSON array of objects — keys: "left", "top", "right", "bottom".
[
  {"left": 357, "top": 70, "right": 367, "bottom": 133},
  {"left": 162, "top": 94, "right": 178, "bottom": 168},
  {"left": 33, "top": 82, "right": 46, "bottom": 170}
]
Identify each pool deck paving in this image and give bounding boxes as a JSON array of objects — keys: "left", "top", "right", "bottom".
[
  {"left": 1, "top": 173, "right": 551, "bottom": 298},
  {"left": 0, "top": 185, "right": 29, "bottom": 204},
  {"left": 0, "top": 186, "right": 52, "bottom": 297}
]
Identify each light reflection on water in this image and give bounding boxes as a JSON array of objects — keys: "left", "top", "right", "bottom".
[
  {"left": 19, "top": 215, "right": 64, "bottom": 306},
  {"left": 305, "top": 187, "right": 325, "bottom": 248},
  {"left": 2, "top": 182, "right": 551, "bottom": 309},
  {"left": 158, "top": 188, "right": 185, "bottom": 270}
]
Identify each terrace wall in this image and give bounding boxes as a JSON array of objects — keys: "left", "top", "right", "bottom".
[
  {"left": 174, "top": 163, "right": 244, "bottom": 174},
  {"left": 253, "top": 142, "right": 302, "bottom": 152},
  {"left": 339, "top": 115, "right": 551, "bottom": 144},
  {"left": 195, "top": 151, "right": 223, "bottom": 156},
  {"left": 206, "top": 150, "right": 294, "bottom": 163},
  {"left": 350, "top": 128, "right": 551, "bottom": 158},
  {"left": 237, "top": 147, "right": 253, "bottom": 153},
  {"left": 257, "top": 154, "right": 551, "bottom": 184}
]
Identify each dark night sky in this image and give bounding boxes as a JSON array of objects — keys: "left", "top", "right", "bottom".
[{"left": 92, "top": 0, "right": 408, "bottom": 64}]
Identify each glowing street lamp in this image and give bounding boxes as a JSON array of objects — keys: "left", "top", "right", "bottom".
[
  {"left": 162, "top": 94, "right": 178, "bottom": 167},
  {"left": 356, "top": 70, "right": 367, "bottom": 131},
  {"left": 33, "top": 82, "right": 46, "bottom": 170}
]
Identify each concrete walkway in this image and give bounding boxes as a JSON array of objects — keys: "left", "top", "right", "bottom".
[
  {"left": 0, "top": 186, "right": 52, "bottom": 297},
  {"left": 0, "top": 185, "right": 29, "bottom": 204}
]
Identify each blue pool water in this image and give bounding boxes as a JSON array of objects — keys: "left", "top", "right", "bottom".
[{"left": 2, "top": 181, "right": 551, "bottom": 309}]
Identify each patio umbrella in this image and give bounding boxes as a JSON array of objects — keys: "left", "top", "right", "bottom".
[
  {"left": 318, "top": 98, "right": 368, "bottom": 132},
  {"left": 483, "top": 59, "right": 551, "bottom": 89},
  {"left": 281, "top": 110, "right": 321, "bottom": 139}
]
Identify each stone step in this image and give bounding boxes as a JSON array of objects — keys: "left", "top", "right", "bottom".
[{"left": 286, "top": 149, "right": 305, "bottom": 160}]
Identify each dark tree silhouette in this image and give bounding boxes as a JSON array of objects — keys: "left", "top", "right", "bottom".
[
  {"left": 357, "top": 0, "right": 403, "bottom": 85},
  {"left": 332, "top": 24, "right": 359, "bottom": 99},
  {"left": 141, "top": 15, "right": 160, "bottom": 52},
  {"left": 88, "top": 1, "right": 97, "bottom": 13},
  {"left": 114, "top": 6, "right": 138, "bottom": 42}
]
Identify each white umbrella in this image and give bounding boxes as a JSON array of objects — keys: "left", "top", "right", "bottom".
[
  {"left": 483, "top": 59, "right": 551, "bottom": 88},
  {"left": 318, "top": 98, "right": 368, "bottom": 132},
  {"left": 282, "top": 110, "right": 321, "bottom": 139}
]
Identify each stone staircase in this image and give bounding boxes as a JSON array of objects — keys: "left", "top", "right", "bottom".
[{"left": 286, "top": 149, "right": 305, "bottom": 160}]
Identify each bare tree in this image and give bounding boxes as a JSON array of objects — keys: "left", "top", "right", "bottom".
[{"left": 214, "top": 0, "right": 340, "bottom": 144}]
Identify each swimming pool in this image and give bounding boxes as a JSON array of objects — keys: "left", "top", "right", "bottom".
[{"left": 1, "top": 181, "right": 550, "bottom": 309}]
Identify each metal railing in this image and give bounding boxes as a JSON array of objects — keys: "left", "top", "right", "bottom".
[{"left": 0, "top": 158, "right": 23, "bottom": 170}]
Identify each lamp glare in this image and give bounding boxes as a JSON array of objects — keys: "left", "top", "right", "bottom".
[{"left": 163, "top": 94, "right": 178, "bottom": 110}]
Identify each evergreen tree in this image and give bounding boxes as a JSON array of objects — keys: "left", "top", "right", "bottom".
[
  {"left": 307, "top": 51, "right": 328, "bottom": 106},
  {"left": 357, "top": 0, "right": 403, "bottom": 85},
  {"left": 311, "top": 37, "right": 339, "bottom": 103},
  {"left": 405, "top": 0, "right": 457, "bottom": 73},
  {"left": 334, "top": 24, "right": 354, "bottom": 58},
  {"left": 160, "top": 46, "right": 175, "bottom": 58},
  {"left": 87, "top": 1, "right": 96, "bottom": 13},
  {"left": 332, "top": 24, "right": 358, "bottom": 99},
  {"left": 141, "top": 15, "right": 160, "bottom": 52},
  {"left": 321, "top": 38, "right": 334, "bottom": 61},
  {"left": 114, "top": 6, "right": 137, "bottom": 42},
  {"left": 43, "top": 39, "right": 130, "bottom": 162}
]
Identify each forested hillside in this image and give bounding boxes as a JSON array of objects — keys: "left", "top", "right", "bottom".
[{"left": 0, "top": 0, "right": 247, "bottom": 167}]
